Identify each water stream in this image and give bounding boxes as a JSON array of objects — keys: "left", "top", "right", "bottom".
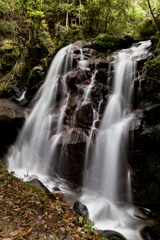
[{"left": 7, "top": 40, "right": 152, "bottom": 240}]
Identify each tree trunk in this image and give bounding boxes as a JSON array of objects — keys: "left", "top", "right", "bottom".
[
  {"left": 66, "top": 11, "right": 69, "bottom": 27},
  {"left": 147, "top": 0, "right": 160, "bottom": 32}
]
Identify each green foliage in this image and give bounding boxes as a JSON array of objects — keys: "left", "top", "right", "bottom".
[
  {"left": 83, "top": 221, "right": 96, "bottom": 233},
  {"left": 78, "top": 216, "right": 84, "bottom": 223},
  {"left": 95, "top": 34, "right": 122, "bottom": 53},
  {"left": 0, "top": 0, "right": 159, "bottom": 65},
  {"left": 147, "top": 54, "right": 160, "bottom": 81}
]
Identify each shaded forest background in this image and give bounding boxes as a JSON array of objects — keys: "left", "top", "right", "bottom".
[
  {"left": 0, "top": 0, "right": 160, "bottom": 99},
  {"left": 0, "top": 0, "right": 160, "bottom": 53}
]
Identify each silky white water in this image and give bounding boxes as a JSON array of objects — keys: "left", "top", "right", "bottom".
[
  {"left": 82, "top": 41, "right": 151, "bottom": 240},
  {"left": 7, "top": 40, "right": 152, "bottom": 240}
]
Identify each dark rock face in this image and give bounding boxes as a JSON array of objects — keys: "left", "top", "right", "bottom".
[
  {"left": 73, "top": 200, "right": 89, "bottom": 219},
  {"left": 95, "top": 68, "right": 108, "bottom": 84},
  {"left": 144, "top": 103, "right": 160, "bottom": 125},
  {"left": 66, "top": 71, "right": 78, "bottom": 90},
  {"left": 0, "top": 98, "right": 25, "bottom": 158},
  {"left": 76, "top": 103, "right": 93, "bottom": 127},
  {"left": 131, "top": 123, "right": 160, "bottom": 209},
  {"left": 140, "top": 226, "right": 158, "bottom": 240},
  {"left": 98, "top": 230, "right": 127, "bottom": 240},
  {"left": 52, "top": 128, "right": 89, "bottom": 185}
]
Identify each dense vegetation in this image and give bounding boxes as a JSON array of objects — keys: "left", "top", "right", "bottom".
[
  {"left": 0, "top": 0, "right": 159, "bottom": 97},
  {"left": 0, "top": 0, "right": 160, "bottom": 49}
]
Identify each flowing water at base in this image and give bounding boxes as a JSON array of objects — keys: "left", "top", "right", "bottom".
[
  {"left": 8, "top": 169, "right": 147, "bottom": 240},
  {"left": 7, "top": 41, "right": 152, "bottom": 240}
]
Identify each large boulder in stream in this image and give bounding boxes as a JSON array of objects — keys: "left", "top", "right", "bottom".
[
  {"left": 98, "top": 230, "right": 127, "bottom": 240},
  {"left": 51, "top": 127, "right": 93, "bottom": 185},
  {"left": 73, "top": 200, "right": 89, "bottom": 219},
  {"left": 134, "top": 18, "right": 157, "bottom": 40}
]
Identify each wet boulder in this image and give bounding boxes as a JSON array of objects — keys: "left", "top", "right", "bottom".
[
  {"left": 0, "top": 98, "right": 25, "bottom": 125},
  {"left": 90, "top": 82, "right": 110, "bottom": 111},
  {"left": 76, "top": 103, "right": 93, "bottom": 127},
  {"left": 27, "top": 178, "right": 51, "bottom": 195},
  {"left": 77, "top": 67, "right": 88, "bottom": 84},
  {"left": 66, "top": 71, "right": 78, "bottom": 90},
  {"left": 73, "top": 201, "right": 89, "bottom": 219},
  {"left": 55, "top": 76, "right": 67, "bottom": 101},
  {"left": 98, "top": 230, "right": 127, "bottom": 240},
  {"left": 50, "top": 127, "right": 91, "bottom": 185},
  {"left": 140, "top": 226, "right": 157, "bottom": 240}
]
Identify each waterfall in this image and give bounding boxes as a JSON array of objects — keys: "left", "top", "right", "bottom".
[
  {"left": 8, "top": 44, "right": 74, "bottom": 176},
  {"left": 7, "top": 40, "right": 152, "bottom": 240}
]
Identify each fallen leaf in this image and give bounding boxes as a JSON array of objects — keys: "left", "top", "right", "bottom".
[
  {"left": 2, "top": 216, "right": 10, "bottom": 220},
  {"left": 60, "top": 227, "right": 65, "bottom": 232},
  {"left": 66, "top": 217, "right": 73, "bottom": 223},
  {"left": 74, "top": 234, "right": 80, "bottom": 239},
  {"left": 27, "top": 227, "right": 33, "bottom": 234},
  {"left": 48, "top": 215, "right": 52, "bottom": 220},
  {"left": 10, "top": 230, "right": 19, "bottom": 236},
  {"left": 22, "top": 224, "right": 29, "bottom": 227},
  {"left": 49, "top": 235, "right": 54, "bottom": 239}
]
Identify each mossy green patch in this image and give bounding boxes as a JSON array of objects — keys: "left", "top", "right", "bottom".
[
  {"left": 95, "top": 34, "right": 122, "bottom": 53},
  {"left": 24, "top": 183, "right": 48, "bottom": 197},
  {"left": 147, "top": 54, "right": 160, "bottom": 81},
  {"left": 0, "top": 86, "right": 4, "bottom": 96},
  {"left": 134, "top": 18, "right": 157, "bottom": 40}
]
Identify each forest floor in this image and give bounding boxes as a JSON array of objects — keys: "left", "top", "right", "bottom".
[{"left": 0, "top": 160, "right": 106, "bottom": 240}]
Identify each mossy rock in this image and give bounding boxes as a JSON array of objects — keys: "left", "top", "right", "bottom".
[
  {"left": 143, "top": 54, "right": 160, "bottom": 99},
  {"left": 0, "top": 39, "right": 14, "bottom": 51},
  {"left": 24, "top": 183, "right": 48, "bottom": 197},
  {"left": 0, "top": 86, "right": 4, "bottom": 96},
  {"left": 147, "top": 54, "right": 160, "bottom": 81},
  {"left": 95, "top": 34, "right": 122, "bottom": 53},
  {"left": 134, "top": 18, "right": 157, "bottom": 40},
  {"left": 0, "top": 39, "right": 20, "bottom": 57},
  {"left": 15, "top": 57, "right": 29, "bottom": 78}
]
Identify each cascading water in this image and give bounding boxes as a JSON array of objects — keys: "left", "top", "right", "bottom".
[
  {"left": 81, "top": 40, "right": 152, "bottom": 239},
  {"left": 7, "top": 40, "right": 152, "bottom": 240},
  {"left": 8, "top": 44, "right": 74, "bottom": 176}
]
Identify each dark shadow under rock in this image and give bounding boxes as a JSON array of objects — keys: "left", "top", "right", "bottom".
[{"left": 98, "top": 230, "right": 127, "bottom": 240}]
